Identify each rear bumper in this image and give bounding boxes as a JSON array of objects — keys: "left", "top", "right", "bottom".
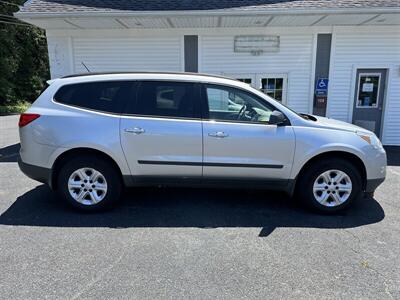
[
  {"left": 18, "top": 158, "right": 52, "bottom": 188},
  {"left": 365, "top": 177, "right": 385, "bottom": 193}
]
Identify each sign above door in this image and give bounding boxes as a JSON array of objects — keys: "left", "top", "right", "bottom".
[{"left": 234, "top": 35, "right": 280, "bottom": 55}]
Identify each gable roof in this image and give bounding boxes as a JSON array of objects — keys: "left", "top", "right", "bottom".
[{"left": 17, "top": 0, "right": 400, "bottom": 14}]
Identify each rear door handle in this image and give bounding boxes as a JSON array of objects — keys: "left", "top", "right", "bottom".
[
  {"left": 208, "top": 131, "right": 229, "bottom": 138},
  {"left": 125, "top": 127, "right": 145, "bottom": 134}
]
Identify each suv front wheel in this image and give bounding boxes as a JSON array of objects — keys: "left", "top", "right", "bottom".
[
  {"left": 57, "top": 155, "right": 122, "bottom": 211},
  {"left": 296, "top": 158, "right": 362, "bottom": 213}
]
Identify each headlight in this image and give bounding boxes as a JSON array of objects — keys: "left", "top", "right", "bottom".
[{"left": 356, "top": 132, "right": 383, "bottom": 149}]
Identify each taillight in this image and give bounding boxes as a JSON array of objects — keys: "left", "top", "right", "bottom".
[{"left": 18, "top": 113, "right": 40, "bottom": 127}]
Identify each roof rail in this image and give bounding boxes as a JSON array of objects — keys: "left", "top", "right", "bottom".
[{"left": 61, "top": 71, "right": 238, "bottom": 81}]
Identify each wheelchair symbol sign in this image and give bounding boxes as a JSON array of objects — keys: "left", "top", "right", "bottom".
[{"left": 315, "top": 78, "right": 329, "bottom": 96}]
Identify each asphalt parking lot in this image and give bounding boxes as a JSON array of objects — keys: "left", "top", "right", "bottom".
[{"left": 0, "top": 114, "right": 399, "bottom": 299}]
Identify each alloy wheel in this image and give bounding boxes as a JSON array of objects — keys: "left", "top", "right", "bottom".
[
  {"left": 67, "top": 167, "right": 108, "bottom": 205},
  {"left": 312, "top": 169, "right": 352, "bottom": 207}
]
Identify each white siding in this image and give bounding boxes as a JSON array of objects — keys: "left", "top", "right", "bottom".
[
  {"left": 47, "top": 36, "right": 73, "bottom": 78},
  {"left": 200, "top": 34, "right": 314, "bottom": 112},
  {"left": 328, "top": 27, "right": 400, "bottom": 145},
  {"left": 72, "top": 36, "right": 182, "bottom": 73}
]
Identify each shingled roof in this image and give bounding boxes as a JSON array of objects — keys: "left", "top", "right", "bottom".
[{"left": 17, "top": 0, "right": 400, "bottom": 14}]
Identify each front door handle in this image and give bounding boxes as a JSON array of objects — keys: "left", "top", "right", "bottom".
[
  {"left": 125, "top": 127, "right": 145, "bottom": 134},
  {"left": 208, "top": 131, "right": 229, "bottom": 138}
]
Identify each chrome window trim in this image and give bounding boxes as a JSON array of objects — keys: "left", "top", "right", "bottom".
[
  {"left": 51, "top": 79, "right": 289, "bottom": 125},
  {"left": 120, "top": 113, "right": 202, "bottom": 122}
]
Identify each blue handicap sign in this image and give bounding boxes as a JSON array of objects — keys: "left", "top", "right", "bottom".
[{"left": 315, "top": 78, "right": 329, "bottom": 96}]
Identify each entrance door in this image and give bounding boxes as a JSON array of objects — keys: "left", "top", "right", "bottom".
[{"left": 352, "top": 69, "right": 387, "bottom": 137}]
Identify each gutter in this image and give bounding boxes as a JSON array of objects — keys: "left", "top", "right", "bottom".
[{"left": 14, "top": 7, "right": 400, "bottom": 19}]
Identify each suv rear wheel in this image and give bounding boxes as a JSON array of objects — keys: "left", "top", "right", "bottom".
[
  {"left": 57, "top": 155, "right": 122, "bottom": 211},
  {"left": 296, "top": 158, "right": 362, "bottom": 213}
]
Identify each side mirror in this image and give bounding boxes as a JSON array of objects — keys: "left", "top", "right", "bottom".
[{"left": 269, "top": 110, "right": 286, "bottom": 126}]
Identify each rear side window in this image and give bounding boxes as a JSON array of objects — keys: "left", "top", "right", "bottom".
[
  {"left": 54, "top": 81, "right": 133, "bottom": 113},
  {"left": 126, "top": 81, "right": 198, "bottom": 118}
]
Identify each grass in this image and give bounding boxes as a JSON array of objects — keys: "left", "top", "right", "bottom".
[{"left": 0, "top": 101, "right": 31, "bottom": 115}]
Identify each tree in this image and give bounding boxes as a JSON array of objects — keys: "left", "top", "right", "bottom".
[{"left": 0, "top": 0, "right": 49, "bottom": 105}]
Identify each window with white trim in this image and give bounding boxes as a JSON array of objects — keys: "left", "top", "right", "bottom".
[{"left": 261, "top": 77, "right": 284, "bottom": 102}]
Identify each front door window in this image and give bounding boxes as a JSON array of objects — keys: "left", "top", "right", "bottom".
[
  {"left": 356, "top": 74, "right": 381, "bottom": 108},
  {"left": 205, "top": 84, "right": 274, "bottom": 124}
]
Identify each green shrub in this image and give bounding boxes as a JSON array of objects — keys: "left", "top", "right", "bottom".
[
  {"left": 0, "top": 1, "right": 50, "bottom": 106},
  {"left": 0, "top": 101, "right": 31, "bottom": 114}
]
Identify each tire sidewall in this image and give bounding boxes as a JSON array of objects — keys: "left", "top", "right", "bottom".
[{"left": 57, "top": 156, "right": 121, "bottom": 211}]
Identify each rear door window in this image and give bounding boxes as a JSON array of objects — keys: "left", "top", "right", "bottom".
[
  {"left": 125, "top": 81, "right": 199, "bottom": 119},
  {"left": 54, "top": 81, "right": 134, "bottom": 113}
]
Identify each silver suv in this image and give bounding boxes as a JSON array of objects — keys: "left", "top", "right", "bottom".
[{"left": 18, "top": 72, "right": 386, "bottom": 213}]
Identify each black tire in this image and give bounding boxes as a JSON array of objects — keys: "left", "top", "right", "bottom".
[
  {"left": 296, "top": 158, "right": 362, "bottom": 213},
  {"left": 57, "top": 155, "right": 122, "bottom": 211}
]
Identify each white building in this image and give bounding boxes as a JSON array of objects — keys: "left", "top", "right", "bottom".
[{"left": 16, "top": 0, "right": 400, "bottom": 145}]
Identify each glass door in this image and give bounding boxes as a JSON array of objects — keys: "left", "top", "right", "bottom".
[{"left": 352, "top": 69, "right": 387, "bottom": 137}]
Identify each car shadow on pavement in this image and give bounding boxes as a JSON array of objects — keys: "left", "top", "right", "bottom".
[
  {"left": 385, "top": 146, "right": 400, "bottom": 166},
  {"left": 0, "top": 185, "right": 385, "bottom": 237},
  {"left": 0, "top": 143, "right": 20, "bottom": 163}
]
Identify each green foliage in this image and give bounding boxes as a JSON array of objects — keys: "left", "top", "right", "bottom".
[
  {"left": 0, "top": 100, "right": 30, "bottom": 114},
  {"left": 0, "top": 0, "right": 49, "bottom": 106}
]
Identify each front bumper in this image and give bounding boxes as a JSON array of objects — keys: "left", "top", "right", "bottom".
[
  {"left": 362, "top": 144, "right": 386, "bottom": 193},
  {"left": 18, "top": 158, "right": 52, "bottom": 188},
  {"left": 365, "top": 177, "right": 385, "bottom": 193}
]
